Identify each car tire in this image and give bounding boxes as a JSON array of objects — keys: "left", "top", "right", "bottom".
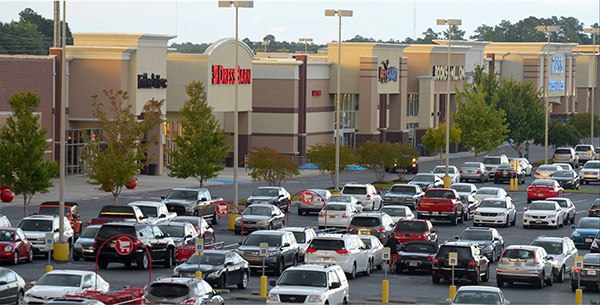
[
  {"left": 12, "top": 251, "right": 18, "bottom": 265},
  {"left": 497, "top": 278, "right": 504, "bottom": 288},
  {"left": 234, "top": 229, "right": 241, "bottom": 235},
  {"left": 546, "top": 272, "right": 553, "bottom": 286},
  {"left": 163, "top": 248, "right": 174, "bottom": 268},
  {"left": 523, "top": 224, "right": 528, "bottom": 229},
  {"left": 511, "top": 215, "right": 517, "bottom": 226},
  {"left": 396, "top": 264, "right": 403, "bottom": 273},
  {"left": 563, "top": 216, "right": 569, "bottom": 226},
  {"left": 268, "top": 223, "right": 273, "bottom": 230},
  {"left": 571, "top": 215, "right": 576, "bottom": 224},
  {"left": 348, "top": 263, "right": 357, "bottom": 279},
  {"left": 527, "top": 199, "right": 532, "bottom": 204},
  {"left": 238, "top": 271, "right": 249, "bottom": 289},
  {"left": 73, "top": 254, "right": 81, "bottom": 262},
  {"left": 450, "top": 212, "right": 458, "bottom": 226},
  {"left": 98, "top": 258, "right": 109, "bottom": 269},
  {"left": 212, "top": 214, "right": 220, "bottom": 225},
  {"left": 571, "top": 282, "right": 577, "bottom": 292},
  {"left": 365, "top": 260, "right": 371, "bottom": 276},
  {"left": 276, "top": 259, "right": 285, "bottom": 275},
  {"left": 472, "top": 272, "right": 480, "bottom": 285},
  {"left": 432, "top": 274, "right": 440, "bottom": 284},
  {"left": 27, "top": 249, "right": 33, "bottom": 263},
  {"left": 377, "top": 261, "right": 383, "bottom": 270},
  {"left": 137, "top": 252, "right": 149, "bottom": 270},
  {"left": 17, "top": 290, "right": 23, "bottom": 305},
  {"left": 490, "top": 250, "right": 496, "bottom": 263},
  {"left": 536, "top": 273, "right": 544, "bottom": 289},
  {"left": 297, "top": 208, "right": 303, "bottom": 216},
  {"left": 504, "top": 216, "right": 510, "bottom": 228},
  {"left": 556, "top": 266, "right": 565, "bottom": 283},
  {"left": 482, "top": 269, "right": 489, "bottom": 282},
  {"left": 217, "top": 275, "right": 226, "bottom": 288}
]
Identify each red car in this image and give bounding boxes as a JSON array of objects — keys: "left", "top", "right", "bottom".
[
  {"left": 0, "top": 227, "right": 33, "bottom": 265},
  {"left": 527, "top": 179, "right": 564, "bottom": 203},
  {"left": 393, "top": 219, "right": 438, "bottom": 245}
]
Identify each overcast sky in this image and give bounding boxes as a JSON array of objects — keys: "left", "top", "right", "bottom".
[{"left": 1, "top": 0, "right": 598, "bottom": 45}]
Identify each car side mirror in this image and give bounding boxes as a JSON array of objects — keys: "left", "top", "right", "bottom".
[
  {"left": 160, "top": 214, "right": 167, "bottom": 218},
  {"left": 185, "top": 235, "right": 192, "bottom": 239},
  {"left": 139, "top": 232, "right": 144, "bottom": 237},
  {"left": 200, "top": 198, "right": 207, "bottom": 201},
  {"left": 445, "top": 298, "right": 453, "bottom": 304},
  {"left": 238, "top": 240, "right": 243, "bottom": 245},
  {"left": 572, "top": 225, "right": 576, "bottom": 229},
  {"left": 161, "top": 195, "right": 165, "bottom": 200},
  {"left": 330, "top": 282, "right": 341, "bottom": 289},
  {"left": 16, "top": 238, "right": 21, "bottom": 242},
  {"left": 0, "top": 281, "right": 7, "bottom": 286},
  {"left": 54, "top": 228, "right": 59, "bottom": 233},
  {"left": 279, "top": 194, "right": 284, "bottom": 198},
  {"left": 269, "top": 279, "right": 277, "bottom": 287},
  {"left": 82, "top": 283, "right": 92, "bottom": 289},
  {"left": 432, "top": 229, "right": 437, "bottom": 233},
  {"left": 225, "top": 261, "right": 233, "bottom": 267},
  {"left": 523, "top": 207, "right": 527, "bottom": 211},
  {"left": 454, "top": 236, "right": 459, "bottom": 240},
  {"left": 548, "top": 256, "right": 554, "bottom": 260},
  {"left": 283, "top": 243, "right": 290, "bottom": 248}
]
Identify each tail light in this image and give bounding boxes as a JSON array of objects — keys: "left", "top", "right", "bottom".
[
  {"left": 318, "top": 212, "right": 324, "bottom": 218},
  {"left": 459, "top": 170, "right": 463, "bottom": 173},
  {"left": 397, "top": 254, "right": 403, "bottom": 260},
  {"left": 553, "top": 154, "right": 555, "bottom": 159},
  {"left": 377, "top": 228, "right": 386, "bottom": 232},
  {"left": 468, "top": 259, "right": 477, "bottom": 267},
  {"left": 426, "top": 255, "right": 433, "bottom": 262},
  {"left": 367, "top": 194, "right": 371, "bottom": 199},
  {"left": 421, "top": 235, "right": 427, "bottom": 241},
  {"left": 342, "top": 213, "right": 348, "bottom": 218},
  {"left": 535, "top": 172, "right": 539, "bottom": 176},
  {"left": 181, "top": 298, "right": 196, "bottom": 305},
  {"left": 532, "top": 250, "right": 538, "bottom": 264},
  {"left": 306, "top": 248, "right": 317, "bottom": 253},
  {"left": 433, "top": 258, "right": 439, "bottom": 266},
  {"left": 570, "top": 154, "right": 573, "bottom": 158},
  {"left": 133, "top": 242, "right": 140, "bottom": 251},
  {"left": 476, "top": 170, "right": 481, "bottom": 174},
  {"left": 94, "top": 238, "right": 97, "bottom": 249},
  {"left": 347, "top": 227, "right": 352, "bottom": 231},
  {"left": 336, "top": 249, "right": 350, "bottom": 255},
  {"left": 510, "top": 172, "right": 516, "bottom": 175},
  {"left": 495, "top": 171, "right": 501, "bottom": 174}
]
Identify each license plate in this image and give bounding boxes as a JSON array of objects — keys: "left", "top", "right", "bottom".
[
  {"left": 538, "top": 193, "right": 544, "bottom": 196},
  {"left": 329, "top": 214, "right": 336, "bottom": 218},
  {"left": 503, "top": 173, "right": 508, "bottom": 177},
  {"left": 588, "top": 270, "right": 597, "bottom": 276},
  {"left": 409, "top": 261, "right": 420, "bottom": 267},
  {"left": 432, "top": 212, "right": 439, "bottom": 215},
  {"left": 321, "top": 257, "right": 333, "bottom": 262},
  {"left": 536, "top": 220, "right": 542, "bottom": 223},
  {"left": 359, "top": 230, "right": 370, "bottom": 235},
  {"left": 586, "top": 238, "right": 593, "bottom": 243}
]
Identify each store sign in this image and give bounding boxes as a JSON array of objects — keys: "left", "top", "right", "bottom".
[
  {"left": 378, "top": 60, "right": 398, "bottom": 83},
  {"left": 551, "top": 56, "right": 564, "bottom": 75},
  {"left": 549, "top": 80, "right": 565, "bottom": 91},
  {"left": 137, "top": 73, "right": 167, "bottom": 89},
  {"left": 211, "top": 65, "right": 251, "bottom": 85},
  {"left": 432, "top": 65, "right": 465, "bottom": 81}
]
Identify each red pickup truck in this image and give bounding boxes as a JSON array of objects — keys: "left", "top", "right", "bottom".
[{"left": 417, "top": 188, "right": 465, "bottom": 225}]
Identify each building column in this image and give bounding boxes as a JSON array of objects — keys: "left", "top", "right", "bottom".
[
  {"left": 387, "top": 57, "right": 408, "bottom": 144},
  {"left": 417, "top": 76, "right": 435, "bottom": 143},
  {"left": 379, "top": 94, "right": 387, "bottom": 142},
  {"left": 295, "top": 55, "right": 307, "bottom": 157},
  {"left": 356, "top": 56, "right": 380, "bottom": 146}
]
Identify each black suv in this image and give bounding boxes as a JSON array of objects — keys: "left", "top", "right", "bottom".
[
  {"left": 235, "top": 230, "right": 299, "bottom": 275},
  {"left": 95, "top": 222, "right": 176, "bottom": 269},
  {"left": 432, "top": 241, "right": 490, "bottom": 285}
]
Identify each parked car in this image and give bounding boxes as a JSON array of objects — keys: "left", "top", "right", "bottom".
[
  {"left": 0, "top": 215, "right": 10, "bottom": 227},
  {"left": 161, "top": 188, "right": 222, "bottom": 224},
  {"left": 87, "top": 205, "right": 146, "bottom": 226},
  {"left": 234, "top": 204, "right": 285, "bottom": 234},
  {"left": 473, "top": 187, "right": 508, "bottom": 204},
  {"left": 570, "top": 253, "right": 600, "bottom": 291},
  {"left": 570, "top": 217, "right": 600, "bottom": 247},
  {"left": 305, "top": 234, "right": 371, "bottom": 279},
  {"left": 279, "top": 227, "right": 317, "bottom": 262},
  {"left": 473, "top": 197, "right": 517, "bottom": 227},
  {"left": 394, "top": 220, "right": 438, "bottom": 245},
  {"left": 341, "top": 183, "right": 382, "bottom": 211},
  {"left": 526, "top": 179, "right": 564, "bottom": 203},
  {"left": 318, "top": 202, "right": 361, "bottom": 230},
  {"left": 24, "top": 270, "right": 109, "bottom": 305},
  {"left": 459, "top": 162, "right": 488, "bottom": 182},
  {"left": 235, "top": 230, "right": 299, "bottom": 275},
  {"left": 266, "top": 264, "right": 349, "bottom": 305},
  {"left": 531, "top": 236, "right": 578, "bottom": 282},
  {"left": 95, "top": 222, "right": 176, "bottom": 269},
  {"left": 395, "top": 241, "right": 439, "bottom": 273},
  {"left": 381, "top": 205, "right": 415, "bottom": 223},
  {"left": 347, "top": 212, "right": 395, "bottom": 242},
  {"left": 128, "top": 201, "right": 176, "bottom": 224},
  {"left": 433, "top": 165, "right": 461, "bottom": 184},
  {"left": 509, "top": 157, "right": 534, "bottom": 176},
  {"left": 449, "top": 183, "right": 479, "bottom": 218},
  {"left": 456, "top": 227, "right": 504, "bottom": 263},
  {"left": 534, "top": 164, "right": 560, "bottom": 180},
  {"left": 590, "top": 232, "right": 600, "bottom": 253},
  {"left": 449, "top": 286, "right": 510, "bottom": 305},
  {"left": 0, "top": 227, "right": 33, "bottom": 265},
  {"left": 382, "top": 184, "right": 424, "bottom": 209},
  {"left": 409, "top": 173, "right": 444, "bottom": 192},
  {"left": 72, "top": 225, "right": 100, "bottom": 261},
  {"left": 247, "top": 186, "right": 291, "bottom": 212},
  {"left": 17, "top": 215, "right": 74, "bottom": 256},
  {"left": 482, "top": 155, "right": 509, "bottom": 178},
  {"left": 0, "top": 268, "right": 25, "bottom": 305},
  {"left": 173, "top": 250, "right": 249, "bottom": 289},
  {"left": 417, "top": 188, "right": 465, "bottom": 225},
  {"left": 37, "top": 201, "right": 82, "bottom": 237},
  {"left": 143, "top": 277, "right": 224, "bottom": 305},
  {"left": 157, "top": 221, "right": 199, "bottom": 247},
  {"left": 553, "top": 163, "right": 574, "bottom": 171},
  {"left": 449, "top": 183, "right": 477, "bottom": 198},
  {"left": 551, "top": 170, "right": 581, "bottom": 190},
  {"left": 579, "top": 160, "right": 600, "bottom": 184},
  {"left": 358, "top": 235, "right": 384, "bottom": 271},
  {"left": 327, "top": 195, "right": 360, "bottom": 207},
  {"left": 171, "top": 216, "right": 215, "bottom": 244},
  {"left": 432, "top": 241, "right": 490, "bottom": 284},
  {"left": 493, "top": 163, "right": 525, "bottom": 184},
  {"left": 575, "top": 144, "right": 596, "bottom": 165},
  {"left": 589, "top": 198, "right": 600, "bottom": 217},
  {"left": 496, "top": 245, "right": 554, "bottom": 288},
  {"left": 553, "top": 147, "right": 579, "bottom": 168},
  {"left": 546, "top": 197, "right": 576, "bottom": 224},
  {"left": 297, "top": 189, "right": 332, "bottom": 215},
  {"left": 523, "top": 200, "right": 565, "bottom": 229}
]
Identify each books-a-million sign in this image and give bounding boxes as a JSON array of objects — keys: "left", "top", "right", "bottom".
[
  {"left": 432, "top": 65, "right": 466, "bottom": 81},
  {"left": 211, "top": 65, "right": 251, "bottom": 85}
]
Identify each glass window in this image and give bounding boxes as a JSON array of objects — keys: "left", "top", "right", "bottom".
[
  {"left": 389, "top": 185, "right": 417, "bottom": 194},
  {"left": 278, "top": 270, "right": 327, "bottom": 287},
  {"left": 407, "top": 93, "right": 419, "bottom": 117},
  {"left": 5, "top": 271, "right": 15, "bottom": 283},
  {"left": 36, "top": 274, "right": 82, "bottom": 287},
  {"left": 454, "top": 291, "right": 501, "bottom": 304},
  {"left": 18, "top": 220, "right": 53, "bottom": 232},
  {"left": 328, "top": 271, "right": 340, "bottom": 286},
  {"left": 149, "top": 283, "right": 189, "bottom": 298},
  {"left": 291, "top": 232, "right": 305, "bottom": 244},
  {"left": 0, "top": 270, "right": 8, "bottom": 283},
  {"left": 165, "top": 190, "right": 198, "bottom": 200},
  {"left": 382, "top": 207, "right": 407, "bottom": 217},
  {"left": 342, "top": 187, "right": 367, "bottom": 195},
  {"left": 187, "top": 253, "right": 225, "bottom": 265},
  {"left": 243, "top": 206, "right": 273, "bottom": 216},
  {"left": 244, "top": 234, "right": 281, "bottom": 247},
  {"left": 479, "top": 200, "right": 507, "bottom": 209},
  {"left": 309, "top": 239, "right": 345, "bottom": 251},
  {"left": 394, "top": 221, "right": 427, "bottom": 233},
  {"left": 350, "top": 217, "right": 381, "bottom": 227},
  {"left": 252, "top": 188, "right": 279, "bottom": 197},
  {"left": 460, "top": 230, "right": 492, "bottom": 241},
  {"left": 404, "top": 243, "right": 436, "bottom": 253}
]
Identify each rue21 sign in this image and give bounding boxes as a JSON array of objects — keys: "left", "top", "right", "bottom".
[{"left": 212, "top": 65, "right": 251, "bottom": 85}]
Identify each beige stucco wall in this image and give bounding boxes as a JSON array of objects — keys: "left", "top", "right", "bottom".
[
  {"left": 252, "top": 79, "right": 298, "bottom": 108},
  {"left": 166, "top": 53, "right": 208, "bottom": 113}
]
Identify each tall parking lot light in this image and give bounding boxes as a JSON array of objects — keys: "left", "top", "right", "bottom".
[
  {"left": 584, "top": 27, "right": 599, "bottom": 144},
  {"left": 299, "top": 38, "right": 313, "bottom": 54},
  {"left": 536, "top": 25, "right": 558, "bottom": 165}
]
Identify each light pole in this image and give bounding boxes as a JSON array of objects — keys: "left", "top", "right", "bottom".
[
  {"left": 325, "top": 9, "right": 352, "bottom": 192},
  {"left": 584, "top": 27, "right": 599, "bottom": 144},
  {"left": 436, "top": 18, "right": 461, "bottom": 188},
  {"left": 299, "top": 38, "right": 313, "bottom": 54},
  {"left": 261, "top": 41, "right": 268, "bottom": 52},
  {"left": 219, "top": 0, "right": 253, "bottom": 209},
  {"left": 536, "top": 25, "right": 558, "bottom": 165}
]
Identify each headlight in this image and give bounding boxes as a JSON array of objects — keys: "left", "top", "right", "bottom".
[
  {"left": 308, "top": 295, "right": 323, "bottom": 302},
  {"left": 406, "top": 197, "right": 415, "bottom": 201},
  {"left": 4, "top": 245, "right": 12, "bottom": 252},
  {"left": 267, "top": 251, "right": 280, "bottom": 257},
  {"left": 73, "top": 243, "right": 82, "bottom": 249},
  {"left": 484, "top": 245, "right": 493, "bottom": 251},
  {"left": 573, "top": 232, "right": 581, "bottom": 237},
  {"left": 267, "top": 293, "right": 278, "bottom": 301},
  {"left": 258, "top": 220, "right": 269, "bottom": 225},
  {"left": 548, "top": 214, "right": 557, "bottom": 219},
  {"left": 235, "top": 217, "right": 241, "bottom": 223},
  {"left": 207, "top": 270, "right": 222, "bottom": 278},
  {"left": 172, "top": 270, "right": 180, "bottom": 277},
  {"left": 384, "top": 197, "right": 391, "bottom": 201},
  {"left": 592, "top": 241, "right": 598, "bottom": 248},
  {"left": 474, "top": 211, "right": 481, "bottom": 216},
  {"left": 498, "top": 212, "right": 506, "bottom": 217}
]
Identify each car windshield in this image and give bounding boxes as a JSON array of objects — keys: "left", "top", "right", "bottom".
[
  {"left": 38, "top": 207, "right": 71, "bottom": 217},
  {"left": 454, "top": 291, "right": 501, "bottom": 304},
  {"left": 450, "top": 185, "right": 472, "bottom": 193},
  {"left": 404, "top": 243, "right": 436, "bottom": 253},
  {"left": 482, "top": 157, "right": 501, "bottom": 164},
  {"left": 529, "top": 202, "right": 556, "bottom": 210},
  {"left": 0, "top": 230, "right": 14, "bottom": 241},
  {"left": 462, "top": 162, "right": 479, "bottom": 168},
  {"left": 158, "top": 225, "right": 184, "bottom": 237},
  {"left": 479, "top": 200, "right": 507, "bottom": 209},
  {"left": 389, "top": 185, "right": 416, "bottom": 194},
  {"left": 583, "top": 162, "right": 600, "bottom": 169},
  {"left": 382, "top": 207, "right": 406, "bottom": 217},
  {"left": 324, "top": 204, "right": 347, "bottom": 212},
  {"left": 592, "top": 199, "right": 600, "bottom": 207},
  {"left": 291, "top": 232, "right": 306, "bottom": 243},
  {"left": 583, "top": 255, "right": 600, "bottom": 266},
  {"left": 244, "top": 234, "right": 281, "bottom": 247},
  {"left": 437, "top": 246, "right": 472, "bottom": 260},
  {"left": 547, "top": 199, "right": 568, "bottom": 208},
  {"left": 309, "top": 239, "right": 345, "bottom": 251},
  {"left": 36, "top": 274, "right": 82, "bottom": 287},
  {"left": 79, "top": 227, "right": 100, "bottom": 239},
  {"left": 252, "top": 189, "right": 279, "bottom": 197},
  {"left": 165, "top": 190, "right": 198, "bottom": 200},
  {"left": 577, "top": 218, "right": 600, "bottom": 229},
  {"left": 328, "top": 195, "right": 352, "bottom": 203},
  {"left": 308, "top": 190, "right": 328, "bottom": 197},
  {"left": 243, "top": 206, "right": 273, "bottom": 216},
  {"left": 531, "top": 241, "right": 562, "bottom": 255},
  {"left": 424, "top": 190, "right": 454, "bottom": 199},
  {"left": 277, "top": 270, "right": 326, "bottom": 288},
  {"left": 187, "top": 253, "right": 225, "bottom": 265},
  {"left": 460, "top": 230, "right": 492, "bottom": 241},
  {"left": 496, "top": 164, "right": 511, "bottom": 170},
  {"left": 148, "top": 283, "right": 189, "bottom": 298},
  {"left": 395, "top": 221, "right": 427, "bottom": 233},
  {"left": 97, "top": 226, "right": 136, "bottom": 239},
  {"left": 135, "top": 206, "right": 157, "bottom": 218},
  {"left": 350, "top": 217, "right": 381, "bottom": 227},
  {"left": 576, "top": 146, "right": 592, "bottom": 152},
  {"left": 476, "top": 189, "right": 498, "bottom": 195},
  {"left": 555, "top": 148, "right": 572, "bottom": 154},
  {"left": 18, "top": 220, "right": 52, "bottom": 232},
  {"left": 412, "top": 175, "right": 434, "bottom": 182},
  {"left": 553, "top": 170, "right": 574, "bottom": 178},
  {"left": 342, "top": 186, "right": 367, "bottom": 195},
  {"left": 433, "top": 167, "right": 455, "bottom": 174},
  {"left": 538, "top": 165, "right": 558, "bottom": 171},
  {"left": 532, "top": 180, "right": 554, "bottom": 186}
]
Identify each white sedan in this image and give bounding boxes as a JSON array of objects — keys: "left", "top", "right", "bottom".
[
  {"left": 24, "top": 270, "right": 109, "bottom": 304},
  {"left": 381, "top": 205, "right": 415, "bottom": 223},
  {"left": 473, "top": 197, "right": 517, "bottom": 227},
  {"left": 318, "top": 203, "right": 361, "bottom": 230},
  {"left": 359, "top": 235, "right": 384, "bottom": 271},
  {"left": 433, "top": 165, "right": 461, "bottom": 184},
  {"left": 473, "top": 187, "right": 508, "bottom": 204}
]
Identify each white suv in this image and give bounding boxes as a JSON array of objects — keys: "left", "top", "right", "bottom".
[
  {"left": 575, "top": 144, "right": 596, "bottom": 165},
  {"left": 341, "top": 183, "right": 382, "bottom": 211},
  {"left": 305, "top": 234, "right": 371, "bottom": 279},
  {"left": 267, "top": 264, "right": 349, "bottom": 305},
  {"left": 17, "top": 215, "right": 74, "bottom": 255}
]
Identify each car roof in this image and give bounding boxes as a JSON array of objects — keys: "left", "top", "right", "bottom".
[
  {"left": 464, "top": 226, "right": 494, "bottom": 232},
  {"left": 505, "top": 245, "right": 542, "bottom": 251},
  {"left": 23, "top": 215, "right": 57, "bottom": 220},
  {"left": 480, "top": 197, "right": 507, "bottom": 202},
  {"left": 173, "top": 216, "right": 200, "bottom": 221},
  {"left": 83, "top": 225, "right": 101, "bottom": 229},
  {"left": 382, "top": 205, "right": 409, "bottom": 209},
  {"left": 477, "top": 187, "right": 501, "bottom": 191},
  {"left": 152, "top": 277, "right": 203, "bottom": 285},
  {"left": 280, "top": 227, "right": 311, "bottom": 233},
  {"left": 343, "top": 183, "right": 370, "bottom": 187},
  {"left": 248, "top": 230, "right": 286, "bottom": 236},
  {"left": 47, "top": 269, "right": 97, "bottom": 276},
  {"left": 40, "top": 201, "right": 78, "bottom": 207},
  {"left": 284, "top": 264, "right": 340, "bottom": 272},
  {"left": 441, "top": 241, "right": 474, "bottom": 247},
  {"left": 353, "top": 212, "right": 386, "bottom": 217},
  {"left": 391, "top": 184, "right": 416, "bottom": 188},
  {"left": 584, "top": 253, "right": 600, "bottom": 259},
  {"left": 202, "top": 249, "right": 233, "bottom": 255},
  {"left": 313, "top": 234, "right": 352, "bottom": 240},
  {"left": 456, "top": 286, "right": 501, "bottom": 293},
  {"left": 128, "top": 201, "right": 163, "bottom": 207},
  {"left": 450, "top": 183, "right": 475, "bottom": 187},
  {"left": 398, "top": 219, "right": 427, "bottom": 223},
  {"left": 101, "top": 222, "right": 139, "bottom": 227},
  {"left": 158, "top": 222, "right": 187, "bottom": 227},
  {"left": 256, "top": 186, "right": 281, "bottom": 190},
  {"left": 532, "top": 236, "right": 566, "bottom": 243}
]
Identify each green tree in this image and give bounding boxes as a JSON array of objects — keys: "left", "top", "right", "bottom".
[
  {"left": 247, "top": 147, "right": 299, "bottom": 186},
  {"left": 167, "top": 81, "right": 229, "bottom": 187},
  {"left": 442, "top": 25, "right": 465, "bottom": 40},
  {"left": 547, "top": 120, "right": 581, "bottom": 148},
  {"left": 307, "top": 144, "right": 355, "bottom": 185},
  {"left": 81, "top": 90, "right": 163, "bottom": 205},
  {"left": 471, "top": 65, "right": 500, "bottom": 105},
  {"left": 421, "top": 123, "right": 462, "bottom": 163},
  {"left": 0, "top": 91, "right": 58, "bottom": 216},
  {"left": 568, "top": 113, "right": 600, "bottom": 141},
  {"left": 454, "top": 84, "right": 509, "bottom": 157},
  {"left": 355, "top": 141, "right": 397, "bottom": 182}
]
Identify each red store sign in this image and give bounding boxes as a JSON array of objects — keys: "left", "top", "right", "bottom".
[{"left": 211, "top": 65, "right": 251, "bottom": 85}]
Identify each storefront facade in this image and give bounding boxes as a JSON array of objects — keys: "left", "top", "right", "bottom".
[{"left": 573, "top": 45, "right": 599, "bottom": 116}]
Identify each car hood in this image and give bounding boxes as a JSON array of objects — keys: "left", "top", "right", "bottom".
[
  {"left": 270, "top": 285, "right": 328, "bottom": 296},
  {"left": 238, "top": 245, "right": 280, "bottom": 252},
  {"left": 248, "top": 196, "right": 277, "bottom": 201},
  {"left": 176, "top": 263, "right": 222, "bottom": 273},
  {"left": 161, "top": 199, "right": 196, "bottom": 206},
  {"left": 525, "top": 210, "right": 558, "bottom": 216},
  {"left": 475, "top": 207, "right": 507, "bottom": 214},
  {"left": 239, "top": 215, "right": 271, "bottom": 221},
  {"left": 573, "top": 228, "right": 600, "bottom": 235},
  {"left": 27, "top": 286, "right": 83, "bottom": 299},
  {"left": 23, "top": 231, "right": 53, "bottom": 239},
  {"left": 74, "top": 237, "right": 94, "bottom": 246}
]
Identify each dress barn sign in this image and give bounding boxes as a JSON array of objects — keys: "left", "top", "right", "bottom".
[
  {"left": 432, "top": 65, "right": 466, "bottom": 81},
  {"left": 211, "top": 65, "right": 251, "bottom": 85}
]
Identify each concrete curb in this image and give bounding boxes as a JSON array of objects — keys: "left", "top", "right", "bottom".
[{"left": 365, "top": 297, "right": 417, "bottom": 304}]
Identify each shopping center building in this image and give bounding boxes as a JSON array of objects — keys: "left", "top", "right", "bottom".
[{"left": 0, "top": 33, "right": 597, "bottom": 174}]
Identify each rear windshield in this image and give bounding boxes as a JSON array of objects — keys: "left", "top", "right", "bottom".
[
  {"left": 437, "top": 246, "right": 472, "bottom": 260},
  {"left": 395, "top": 221, "right": 427, "bottom": 233},
  {"left": 538, "top": 165, "right": 558, "bottom": 171},
  {"left": 148, "top": 283, "right": 189, "bottom": 298},
  {"left": 350, "top": 217, "right": 381, "bottom": 227},
  {"left": 553, "top": 170, "right": 574, "bottom": 178},
  {"left": 584, "top": 255, "right": 600, "bottom": 266},
  {"left": 404, "top": 243, "right": 436, "bottom": 253},
  {"left": 577, "top": 218, "right": 600, "bottom": 229},
  {"left": 243, "top": 206, "right": 272, "bottom": 216},
  {"left": 382, "top": 207, "right": 406, "bottom": 217},
  {"left": 450, "top": 185, "right": 472, "bottom": 193},
  {"left": 547, "top": 199, "right": 568, "bottom": 207},
  {"left": 165, "top": 190, "right": 198, "bottom": 200},
  {"left": 38, "top": 207, "right": 71, "bottom": 217},
  {"left": 244, "top": 234, "right": 281, "bottom": 247},
  {"left": 424, "top": 190, "right": 454, "bottom": 199},
  {"left": 412, "top": 174, "right": 434, "bottom": 182},
  {"left": 503, "top": 249, "right": 534, "bottom": 260},
  {"left": 80, "top": 227, "right": 100, "bottom": 239},
  {"left": 531, "top": 241, "right": 562, "bottom": 255},
  {"left": 0, "top": 230, "right": 14, "bottom": 241},
  {"left": 479, "top": 200, "right": 507, "bottom": 209},
  {"left": 496, "top": 164, "right": 511, "bottom": 170},
  {"left": 97, "top": 226, "right": 136, "bottom": 239},
  {"left": 576, "top": 145, "right": 593, "bottom": 152},
  {"left": 454, "top": 291, "right": 500, "bottom": 304},
  {"left": 99, "top": 206, "right": 136, "bottom": 218},
  {"left": 328, "top": 195, "right": 353, "bottom": 203},
  {"left": 389, "top": 185, "right": 416, "bottom": 194},
  {"left": 462, "top": 162, "right": 479, "bottom": 168},
  {"left": 433, "top": 167, "right": 456, "bottom": 174},
  {"left": 18, "top": 220, "right": 52, "bottom": 232},
  {"left": 342, "top": 186, "right": 367, "bottom": 195},
  {"left": 482, "top": 157, "right": 501, "bottom": 164},
  {"left": 476, "top": 188, "right": 498, "bottom": 195},
  {"left": 324, "top": 204, "right": 347, "bottom": 211},
  {"left": 309, "top": 239, "right": 345, "bottom": 251},
  {"left": 532, "top": 180, "right": 554, "bottom": 186},
  {"left": 583, "top": 162, "right": 600, "bottom": 169},
  {"left": 460, "top": 230, "right": 492, "bottom": 241},
  {"left": 555, "top": 148, "right": 572, "bottom": 154}
]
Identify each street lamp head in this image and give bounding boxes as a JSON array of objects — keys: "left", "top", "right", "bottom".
[
  {"left": 437, "top": 19, "right": 461, "bottom": 26},
  {"left": 536, "top": 25, "right": 558, "bottom": 32},
  {"left": 584, "top": 28, "right": 600, "bottom": 34},
  {"left": 299, "top": 38, "right": 313, "bottom": 42},
  {"left": 325, "top": 9, "right": 353, "bottom": 17},
  {"left": 325, "top": 9, "right": 336, "bottom": 16},
  {"left": 218, "top": 0, "right": 254, "bottom": 8}
]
